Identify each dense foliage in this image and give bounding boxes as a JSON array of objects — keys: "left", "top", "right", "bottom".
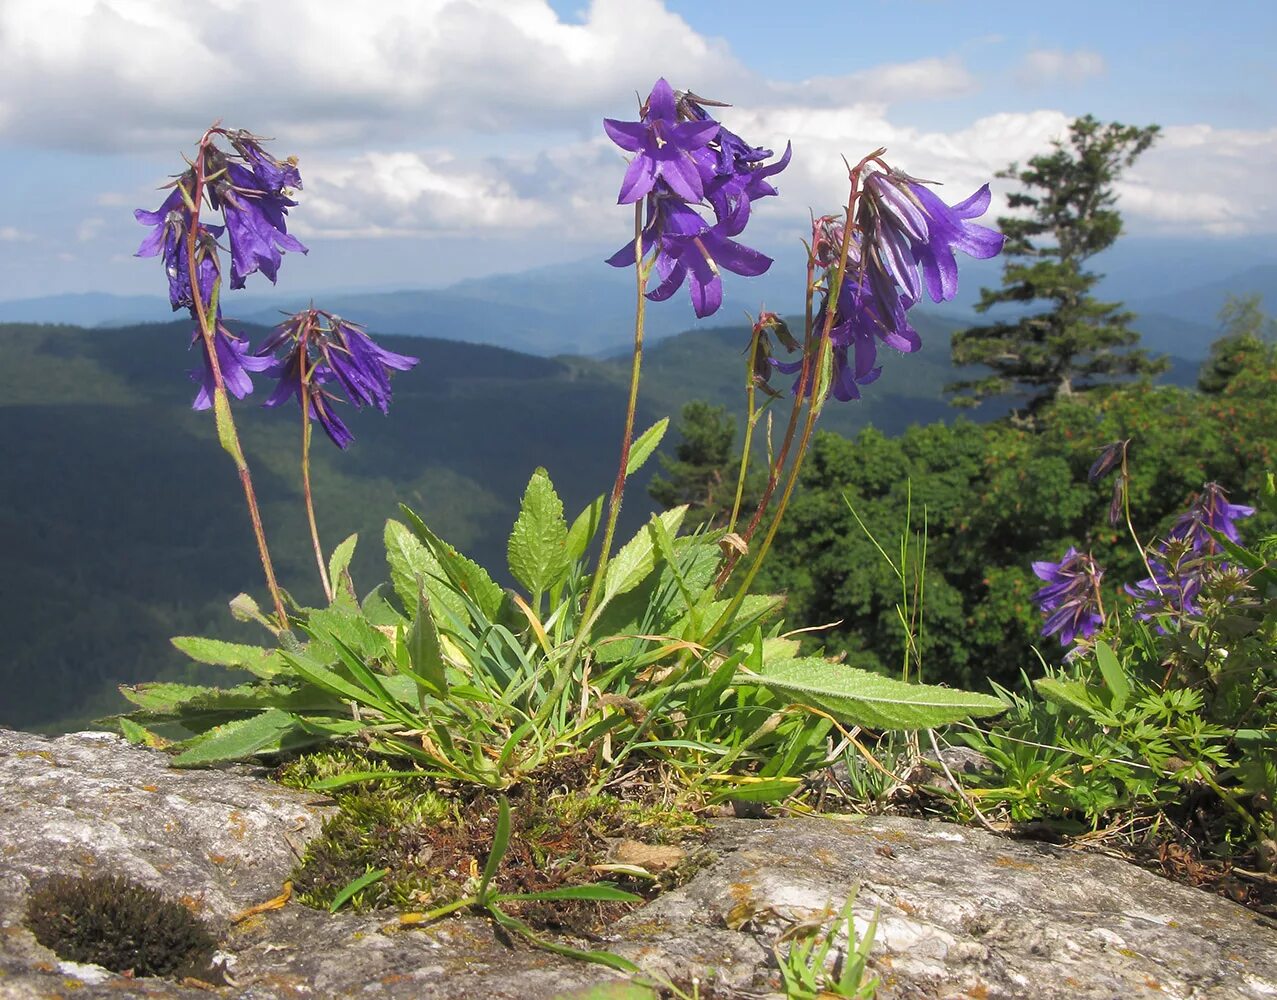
[{"left": 755, "top": 341, "right": 1277, "bottom": 691}]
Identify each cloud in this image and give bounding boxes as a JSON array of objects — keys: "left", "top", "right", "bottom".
[
  {"left": 1016, "top": 49, "right": 1106, "bottom": 88},
  {"left": 0, "top": 0, "right": 747, "bottom": 153},
  {"left": 0, "top": 226, "right": 33, "bottom": 241},
  {"left": 769, "top": 57, "right": 979, "bottom": 107},
  {"left": 76, "top": 217, "right": 106, "bottom": 242}
]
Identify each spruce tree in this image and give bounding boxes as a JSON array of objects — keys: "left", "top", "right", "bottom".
[
  {"left": 1198, "top": 293, "right": 1276, "bottom": 394},
  {"left": 949, "top": 115, "right": 1165, "bottom": 416},
  {"left": 648, "top": 400, "right": 755, "bottom": 530}
]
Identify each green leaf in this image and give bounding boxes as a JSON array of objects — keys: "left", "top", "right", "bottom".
[
  {"left": 328, "top": 533, "right": 359, "bottom": 601},
  {"left": 603, "top": 507, "right": 687, "bottom": 603},
  {"left": 485, "top": 907, "right": 639, "bottom": 973},
  {"left": 406, "top": 592, "right": 448, "bottom": 698},
  {"left": 625, "top": 417, "right": 670, "bottom": 477},
  {"left": 478, "top": 796, "right": 511, "bottom": 901},
  {"left": 495, "top": 884, "right": 643, "bottom": 904},
  {"left": 1093, "top": 641, "right": 1130, "bottom": 710},
  {"left": 171, "top": 708, "right": 300, "bottom": 766},
  {"left": 119, "top": 682, "right": 220, "bottom": 713},
  {"left": 170, "top": 637, "right": 285, "bottom": 679},
  {"left": 383, "top": 519, "right": 464, "bottom": 620},
  {"left": 507, "top": 467, "right": 570, "bottom": 595},
  {"left": 566, "top": 495, "right": 605, "bottom": 564},
  {"left": 399, "top": 506, "right": 505, "bottom": 620},
  {"left": 117, "top": 718, "right": 166, "bottom": 748},
  {"left": 308, "top": 770, "right": 428, "bottom": 791},
  {"left": 1034, "top": 676, "right": 1100, "bottom": 715},
  {"left": 329, "top": 868, "right": 387, "bottom": 912},
  {"left": 706, "top": 776, "right": 803, "bottom": 804},
  {"left": 749, "top": 658, "right": 1006, "bottom": 730}
]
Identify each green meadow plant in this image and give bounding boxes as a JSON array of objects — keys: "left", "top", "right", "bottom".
[
  {"left": 117, "top": 82, "right": 1007, "bottom": 806},
  {"left": 958, "top": 466, "right": 1277, "bottom": 864}
]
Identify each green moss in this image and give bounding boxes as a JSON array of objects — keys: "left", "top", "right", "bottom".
[
  {"left": 24, "top": 874, "right": 216, "bottom": 978},
  {"left": 284, "top": 754, "right": 710, "bottom": 927}
]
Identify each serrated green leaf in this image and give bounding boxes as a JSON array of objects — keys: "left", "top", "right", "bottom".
[
  {"left": 171, "top": 708, "right": 300, "bottom": 766},
  {"left": 117, "top": 718, "right": 167, "bottom": 748},
  {"left": 749, "top": 658, "right": 1005, "bottom": 730},
  {"left": 603, "top": 507, "right": 687, "bottom": 603},
  {"left": 566, "top": 495, "right": 605, "bottom": 564},
  {"left": 119, "top": 682, "right": 220, "bottom": 712},
  {"left": 399, "top": 506, "right": 505, "bottom": 620},
  {"left": 625, "top": 417, "right": 670, "bottom": 477},
  {"left": 328, "top": 533, "right": 359, "bottom": 601},
  {"left": 507, "top": 468, "right": 570, "bottom": 595},
  {"left": 170, "top": 636, "right": 285, "bottom": 679},
  {"left": 384, "top": 519, "right": 465, "bottom": 620},
  {"left": 1093, "top": 641, "right": 1130, "bottom": 710}
]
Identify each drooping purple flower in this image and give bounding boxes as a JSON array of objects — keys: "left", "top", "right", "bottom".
[
  {"left": 189, "top": 319, "right": 274, "bottom": 411},
  {"left": 227, "top": 130, "right": 304, "bottom": 193},
  {"left": 1168, "top": 481, "right": 1254, "bottom": 551},
  {"left": 1127, "top": 545, "right": 1203, "bottom": 619},
  {"left": 323, "top": 318, "right": 419, "bottom": 414},
  {"left": 607, "top": 199, "right": 771, "bottom": 318},
  {"left": 135, "top": 182, "right": 226, "bottom": 313},
  {"left": 261, "top": 349, "right": 353, "bottom": 449},
  {"left": 1031, "top": 547, "right": 1105, "bottom": 646},
  {"left": 256, "top": 309, "right": 418, "bottom": 448},
  {"left": 208, "top": 161, "right": 308, "bottom": 289},
  {"left": 604, "top": 78, "right": 720, "bottom": 204},
  {"left": 861, "top": 170, "right": 1004, "bottom": 304},
  {"left": 679, "top": 95, "right": 792, "bottom": 226}
]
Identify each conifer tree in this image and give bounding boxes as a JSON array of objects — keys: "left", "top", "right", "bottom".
[
  {"left": 649, "top": 400, "right": 755, "bottom": 530},
  {"left": 949, "top": 115, "right": 1165, "bottom": 415},
  {"left": 1198, "top": 293, "right": 1276, "bottom": 394}
]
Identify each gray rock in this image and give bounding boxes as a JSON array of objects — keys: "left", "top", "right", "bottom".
[{"left": 2, "top": 728, "right": 1275, "bottom": 1000}]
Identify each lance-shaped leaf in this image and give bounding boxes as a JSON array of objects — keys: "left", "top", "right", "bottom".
[
  {"left": 328, "top": 533, "right": 359, "bottom": 601},
  {"left": 603, "top": 507, "right": 688, "bottom": 603},
  {"left": 405, "top": 591, "right": 449, "bottom": 699},
  {"left": 625, "top": 417, "right": 670, "bottom": 477},
  {"left": 384, "top": 519, "right": 464, "bottom": 621},
  {"left": 170, "top": 708, "right": 303, "bottom": 767},
  {"left": 747, "top": 657, "right": 1005, "bottom": 730},
  {"left": 170, "top": 637, "right": 285, "bottom": 679},
  {"left": 565, "top": 495, "right": 605, "bottom": 564},
  {"left": 507, "top": 468, "right": 570, "bottom": 595},
  {"left": 400, "top": 506, "right": 505, "bottom": 620}
]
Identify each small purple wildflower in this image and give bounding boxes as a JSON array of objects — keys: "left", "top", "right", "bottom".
[
  {"left": 604, "top": 81, "right": 786, "bottom": 318},
  {"left": 190, "top": 318, "right": 274, "bottom": 411},
  {"left": 604, "top": 79, "right": 719, "bottom": 204},
  {"left": 1031, "top": 547, "right": 1105, "bottom": 646},
  {"left": 861, "top": 169, "right": 1005, "bottom": 303},
  {"left": 1169, "top": 481, "right": 1254, "bottom": 551},
  {"left": 208, "top": 160, "right": 307, "bottom": 290},
  {"left": 1089, "top": 439, "right": 1131, "bottom": 526},
  {"left": 256, "top": 309, "right": 419, "bottom": 448}
]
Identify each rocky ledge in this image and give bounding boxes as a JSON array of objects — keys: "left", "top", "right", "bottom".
[{"left": 2, "top": 728, "right": 1275, "bottom": 999}]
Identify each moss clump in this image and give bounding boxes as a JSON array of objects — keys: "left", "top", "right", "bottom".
[
  {"left": 284, "top": 749, "right": 710, "bottom": 931},
  {"left": 24, "top": 873, "right": 216, "bottom": 978}
]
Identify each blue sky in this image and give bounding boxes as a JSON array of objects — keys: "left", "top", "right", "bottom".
[{"left": 1, "top": 0, "right": 1273, "bottom": 302}]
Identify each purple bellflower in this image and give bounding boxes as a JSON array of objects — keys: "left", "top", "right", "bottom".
[
  {"left": 860, "top": 169, "right": 1005, "bottom": 304},
  {"left": 604, "top": 80, "right": 787, "bottom": 318},
  {"left": 1127, "top": 483, "right": 1254, "bottom": 620},
  {"left": 1031, "top": 547, "right": 1106, "bottom": 647},
  {"left": 208, "top": 160, "right": 307, "bottom": 290},
  {"left": 190, "top": 319, "right": 274, "bottom": 411},
  {"left": 256, "top": 309, "right": 419, "bottom": 449}
]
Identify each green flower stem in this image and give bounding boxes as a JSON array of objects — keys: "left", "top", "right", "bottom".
[
  {"left": 188, "top": 132, "right": 288, "bottom": 630},
  {"left": 727, "top": 322, "right": 764, "bottom": 535},
  {"left": 536, "top": 204, "right": 649, "bottom": 721},
  {"left": 716, "top": 256, "right": 818, "bottom": 589},
  {"left": 300, "top": 371, "right": 334, "bottom": 604},
  {"left": 708, "top": 176, "right": 864, "bottom": 644}
]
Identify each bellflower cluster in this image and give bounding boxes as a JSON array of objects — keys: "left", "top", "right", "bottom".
[
  {"left": 604, "top": 79, "right": 788, "bottom": 318},
  {"left": 1088, "top": 439, "right": 1131, "bottom": 526},
  {"left": 1127, "top": 483, "right": 1254, "bottom": 618},
  {"left": 135, "top": 129, "right": 308, "bottom": 408},
  {"left": 774, "top": 164, "right": 1004, "bottom": 402},
  {"left": 1031, "top": 547, "right": 1106, "bottom": 647},
  {"left": 255, "top": 309, "right": 419, "bottom": 449}
]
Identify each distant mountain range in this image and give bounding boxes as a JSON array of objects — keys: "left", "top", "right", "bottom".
[{"left": 2, "top": 242, "right": 1272, "bottom": 361}]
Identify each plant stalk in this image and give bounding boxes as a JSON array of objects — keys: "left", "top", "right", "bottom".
[{"left": 188, "top": 131, "right": 288, "bottom": 630}]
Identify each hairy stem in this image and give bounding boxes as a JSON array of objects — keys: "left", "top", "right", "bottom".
[
  {"left": 727, "top": 323, "right": 763, "bottom": 535},
  {"left": 188, "top": 131, "right": 288, "bottom": 630},
  {"left": 300, "top": 363, "right": 334, "bottom": 603}
]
